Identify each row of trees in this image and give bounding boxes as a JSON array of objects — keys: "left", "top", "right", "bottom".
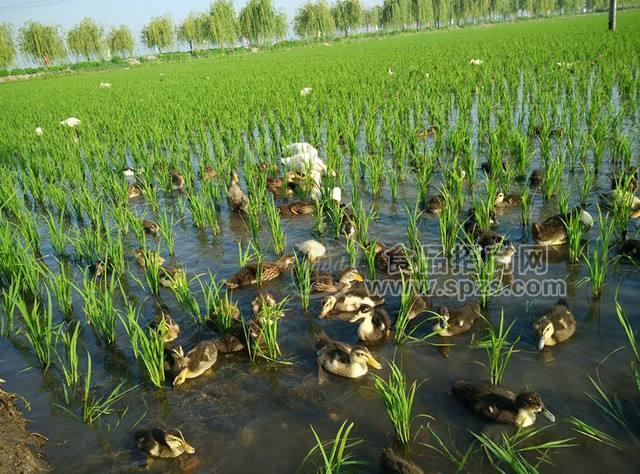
[{"left": 0, "top": 0, "right": 615, "bottom": 68}]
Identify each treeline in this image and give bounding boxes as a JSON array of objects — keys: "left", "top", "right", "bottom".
[{"left": 0, "top": 0, "right": 619, "bottom": 68}]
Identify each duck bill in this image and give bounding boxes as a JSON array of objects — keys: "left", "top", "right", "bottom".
[
  {"left": 184, "top": 442, "right": 196, "bottom": 454},
  {"left": 541, "top": 408, "right": 556, "bottom": 423},
  {"left": 538, "top": 338, "right": 546, "bottom": 351},
  {"left": 349, "top": 314, "right": 365, "bottom": 323},
  {"left": 354, "top": 274, "right": 364, "bottom": 282},
  {"left": 367, "top": 356, "right": 382, "bottom": 370}
]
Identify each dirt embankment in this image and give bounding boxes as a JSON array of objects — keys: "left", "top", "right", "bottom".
[{"left": 0, "top": 389, "right": 49, "bottom": 473}]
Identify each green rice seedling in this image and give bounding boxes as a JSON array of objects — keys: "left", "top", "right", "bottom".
[
  {"left": 244, "top": 298, "right": 288, "bottom": 363},
  {"left": 462, "top": 154, "right": 478, "bottom": 189},
  {"left": 568, "top": 417, "right": 624, "bottom": 451},
  {"left": 558, "top": 187, "right": 570, "bottom": 215},
  {"left": 1, "top": 277, "right": 21, "bottom": 336},
  {"left": 373, "top": 360, "right": 422, "bottom": 446},
  {"left": 325, "top": 197, "right": 345, "bottom": 238},
  {"left": 312, "top": 199, "right": 325, "bottom": 236},
  {"left": 579, "top": 164, "right": 595, "bottom": 206},
  {"left": 438, "top": 191, "right": 460, "bottom": 258},
  {"left": 365, "top": 152, "right": 385, "bottom": 197},
  {"left": 394, "top": 272, "right": 413, "bottom": 345},
  {"left": 157, "top": 210, "right": 177, "bottom": 256},
  {"left": 293, "top": 252, "right": 312, "bottom": 311},
  {"left": 187, "top": 191, "right": 206, "bottom": 230},
  {"left": 302, "top": 420, "right": 365, "bottom": 473},
  {"left": 474, "top": 310, "right": 519, "bottom": 385},
  {"left": 471, "top": 194, "right": 495, "bottom": 232},
  {"left": 408, "top": 243, "right": 430, "bottom": 295},
  {"left": 610, "top": 174, "right": 635, "bottom": 236},
  {"left": 422, "top": 426, "right": 474, "bottom": 472},
  {"left": 583, "top": 208, "right": 614, "bottom": 299},
  {"left": 615, "top": 294, "right": 639, "bottom": 367},
  {"left": 77, "top": 271, "right": 119, "bottom": 344},
  {"left": 361, "top": 241, "right": 378, "bottom": 279},
  {"left": 463, "top": 229, "right": 503, "bottom": 309},
  {"left": 586, "top": 376, "right": 631, "bottom": 434},
  {"left": 141, "top": 181, "right": 159, "bottom": 214},
  {"left": 199, "top": 274, "right": 237, "bottom": 331},
  {"left": 345, "top": 235, "right": 358, "bottom": 268},
  {"left": 406, "top": 202, "right": 422, "bottom": 253},
  {"left": 45, "top": 210, "right": 68, "bottom": 257},
  {"left": 265, "top": 196, "right": 286, "bottom": 255},
  {"left": 245, "top": 199, "right": 262, "bottom": 248},
  {"left": 237, "top": 240, "right": 257, "bottom": 267},
  {"left": 520, "top": 187, "right": 534, "bottom": 228},
  {"left": 170, "top": 272, "right": 201, "bottom": 322},
  {"left": 542, "top": 158, "right": 563, "bottom": 199},
  {"left": 13, "top": 289, "right": 55, "bottom": 370},
  {"left": 472, "top": 426, "right": 575, "bottom": 473},
  {"left": 49, "top": 263, "right": 73, "bottom": 315},
  {"left": 103, "top": 230, "right": 126, "bottom": 276},
  {"left": 55, "top": 321, "right": 81, "bottom": 403},
  {"left": 565, "top": 212, "right": 585, "bottom": 264},
  {"left": 387, "top": 165, "right": 399, "bottom": 201},
  {"left": 82, "top": 351, "right": 137, "bottom": 425},
  {"left": 353, "top": 200, "right": 377, "bottom": 246},
  {"left": 120, "top": 304, "right": 165, "bottom": 388}
]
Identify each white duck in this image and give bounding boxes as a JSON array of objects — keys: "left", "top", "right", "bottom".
[
  {"left": 295, "top": 240, "right": 326, "bottom": 262},
  {"left": 60, "top": 117, "right": 81, "bottom": 127}
]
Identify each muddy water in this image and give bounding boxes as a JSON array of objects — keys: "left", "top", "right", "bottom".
[{"left": 3, "top": 132, "right": 640, "bottom": 472}]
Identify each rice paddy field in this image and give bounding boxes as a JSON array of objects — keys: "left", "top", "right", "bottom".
[{"left": 1, "top": 11, "right": 640, "bottom": 473}]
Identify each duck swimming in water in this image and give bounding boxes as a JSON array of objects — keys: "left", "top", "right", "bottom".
[
  {"left": 225, "top": 255, "right": 294, "bottom": 289},
  {"left": 532, "top": 207, "right": 593, "bottom": 246},
  {"left": 171, "top": 340, "right": 219, "bottom": 386},
  {"left": 349, "top": 305, "right": 392, "bottom": 343},
  {"left": 227, "top": 170, "right": 249, "bottom": 213},
  {"left": 432, "top": 302, "right": 481, "bottom": 336},
  {"left": 311, "top": 268, "right": 364, "bottom": 294},
  {"left": 452, "top": 380, "right": 555, "bottom": 427},
  {"left": 135, "top": 428, "right": 195, "bottom": 459},
  {"left": 319, "top": 289, "right": 384, "bottom": 318},
  {"left": 534, "top": 299, "right": 576, "bottom": 350},
  {"left": 314, "top": 331, "right": 382, "bottom": 383}
]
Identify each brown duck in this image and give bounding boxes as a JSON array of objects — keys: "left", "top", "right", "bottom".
[{"left": 225, "top": 255, "right": 294, "bottom": 289}]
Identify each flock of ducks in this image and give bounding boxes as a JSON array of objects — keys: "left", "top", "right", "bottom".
[{"left": 126, "top": 142, "right": 637, "bottom": 464}]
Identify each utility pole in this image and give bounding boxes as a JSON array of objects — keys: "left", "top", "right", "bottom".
[{"left": 609, "top": 0, "right": 617, "bottom": 31}]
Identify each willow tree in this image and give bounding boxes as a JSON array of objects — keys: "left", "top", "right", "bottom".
[
  {"left": 19, "top": 22, "right": 65, "bottom": 66},
  {"left": 273, "top": 11, "right": 288, "bottom": 40},
  {"left": 411, "top": 0, "right": 432, "bottom": 28},
  {"left": 67, "top": 18, "right": 103, "bottom": 61},
  {"left": 206, "top": 0, "right": 238, "bottom": 49},
  {"left": 107, "top": 25, "right": 134, "bottom": 57},
  {"left": 294, "top": 1, "right": 335, "bottom": 39},
  {"left": 363, "top": 6, "right": 382, "bottom": 30},
  {"left": 239, "top": 0, "right": 282, "bottom": 45},
  {"left": 432, "top": 0, "right": 450, "bottom": 27},
  {"left": 0, "top": 24, "right": 15, "bottom": 69},
  {"left": 141, "top": 16, "right": 174, "bottom": 54},
  {"left": 331, "top": 0, "right": 363, "bottom": 37},
  {"left": 381, "top": 0, "right": 411, "bottom": 30},
  {"left": 178, "top": 13, "right": 208, "bottom": 53}
]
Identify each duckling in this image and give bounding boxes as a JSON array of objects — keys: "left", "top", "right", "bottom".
[
  {"left": 380, "top": 448, "right": 424, "bottom": 474},
  {"left": 127, "top": 184, "right": 143, "bottom": 199},
  {"left": 320, "top": 290, "right": 384, "bottom": 318},
  {"left": 311, "top": 268, "right": 364, "bottom": 294},
  {"left": 432, "top": 302, "right": 481, "bottom": 336},
  {"left": 452, "top": 380, "right": 555, "bottom": 427},
  {"left": 407, "top": 291, "right": 431, "bottom": 321},
  {"left": 224, "top": 255, "right": 294, "bottom": 289},
  {"left": 494, "top": 192, "right": 522, "bottom": 208},
  {"left": 227, "top": 170, "right": 249, "bottom": 213},
  {"left": 135, "top": 428, "right": 195, "bottom": 459},
  {"left": 424, "top": 194, "right": 443, "bottom": 214},
  {"left": 599, "top": 189, "right": 640, "bottom": 214},
  {"left": 251, "top": 291, "right": 283, "bottom": 319},
  {"left": 416, "top": 125, "right": 437, "bottom": 139},
  {"left": 295, "top": 239, "right": 326, "bottom": 262},
  {"left": 529, "top": 169, "right": 544, "bottom": 188},
  {"left": 532, "top": 207, "right": 593, "bottom": 246},
  {"left": 122, "top": 166, "right": 136, "bottom": 179},
  {"left": 278, "top": 201, "right": 316, "bottom": 216},
  {"left": 142, "top": 219, "right": 160, "bottom": 236},
  {"left": 159, "top": 265, "right": 185, "bottom": 288},
  {"left": 172, "top": 340, "right": 218, "bottom": 386},
  {"left": 475, "top": 230, "right": 516, "bottom": 265},
  {"left": 481, "top": 160, "right": 507, "bottom": 175},
  {"left": 266, "top": 176, "right": 296, "bottom": 198},
  {"left": 170, "top": 170, "right": 185, "bottom": 191},
  {"left": 213, "top": 332, "right": 245, "bottom": 353},
  {"left": 534, "top": 299, "right": 576, "bottom": 350},
  {"left": 349, "top": 305, "right": 392, "bottom": 343},
  {"left": 611, "top": 169, "right": 639, "bottom": 193},
  {"left": 150, "top": 310, "right": 180, "bottom": 343},
  {"left": 618, "top": 230, "right": 640, "bottom": 261},
  {"left": 133, "top": 249, "right": 165, "bottom": 267},
  {"left": 201, "top": 165, "right": 217, "bottom": 182},
  {"left": 374, "top": 242, "right": 410, "bottom": 275},
  {"left": 314, "top": 330, "right": 382, "bottom": 383}
]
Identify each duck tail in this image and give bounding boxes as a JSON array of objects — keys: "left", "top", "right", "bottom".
[{"left": 312, "top": 327, "right": 332, "bottom": 351}]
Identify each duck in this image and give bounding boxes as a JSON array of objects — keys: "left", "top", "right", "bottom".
[
  {"left": 281, "top": 143, "right": 327, "bottom": 177},
  {"left": 475, "top": 229, "right": 517, "bottom": 265},
  {"left": 374, "top": 242, "right": 410, "bottom": 275},
  {"left": 201, "top": 165, "right": 217, "bottom": 182},
  {"left": 611, "top": 169, "right": 639, "bottom": 193},
  {"left": 133, "top": 249, "right": 165, "bottom": 267},
  {"left": 266, "top": 176, "right": 296, "bottom": 198},
  {"left": 451, "top": 380, "right": 556, "bottom": 427},
  {"left": 424, "top": 194, "right": 443, "bottom": 214},
  {"left": 278, "top": 201, "right": 316, "bottom": 216},
  {"left": 224, "top": 255, "right": 294, "bottom": 289},
  {"left": 529, "top": 169, "right": 544, "bottom": 188},
  {"left": 135, "top": 428, "right": 195, "bottom": 459},
  {"left": 159, "top": 265, "right": 185, "bottom": 288},
  {"left": 143, "top": 219, "right": 160, "bottom": 236},
  {"left": 380, "top": 448, "right": 424, "bottom": 474},
  {"left": 349, "top": 305, "right": 392, "bottom": 343},
  {"left": 314, "top": 330, "right": 382, "bottom": 383},
  {"left": 534, "top": 299, "right": 576, "bottom": 350},
  {"left": 432, "top": 302, "right": 481, "bottom": 336},
  {"left": 150, "top": 309, "right": 180, "bottom": 343},
  {"left": 295, "top": 240, "right": 326, "bottom": 262},
  {"left": 494, "top": 192, "right": 522, "bottom": 208},
  {"left": 617, "top": 230, "right": 640, "bottom": 261},
  {"left": 127, "top": 184, "right": 143, "bottom": 199},
  {"left": 599, "top": 188, "right": 640, "bottom": 215},
  {"left": 227, "top": 170, "right": 249, "bottom": 213},
  {"left": 213, "top": 332, "right": 245, "bottom": 353},
  {"left": 171, "top": 340, "right": 219, "bottom": 386},
  {"left": 407, "top": 291, "right": 431, "bottom": 321},
  {"left": 481, "top": 160, "right": 507, "bottom": 175},
  {"left": 311, "top": 267, "right": 364, "bottom": 294},
  {"left": 320, "top": 290, "right": 385, "bottom": 318},
  {"left": 170, "top": 170, "right": 185, "bottom": 191},
  {"left": 532, "top": 207, "right": 593, "bottom": 246},
  {"left": 251, "top": 291, "right": 283, "bottom": 319},
  {"left": 416, "top": 125, "right": 438, "bottom": 139}
]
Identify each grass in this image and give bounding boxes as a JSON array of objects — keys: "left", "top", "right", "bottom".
[
  {"left": 473, "top": 310, "right": 519, "bottom": 386},
  {"left": 393, "top": 273, "right": 413, "bottom": 344},
  {"left": 302, "top": 420, "right": 365, "bottom": 474},
  {"left": 293, "top": 252, "right": 312, "bottom": 311},
  {"left": 583, "top": 207, "right": 614, "bottom": 299},
  {"left": 13, "top": 289, "right": 55, "bottom": 370},
  {"left": 56, "top": 321, "right": 81, "bottom": 403}
]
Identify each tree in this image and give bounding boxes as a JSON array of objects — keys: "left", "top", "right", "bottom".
[
  {"left": 273, "top": 11, "right": 288, "bottom": 40},
  {"left": 239, "top": 0, "right": 283, "bottom": 45},
  {"left": 66, "top": 18, "right": 103, "bottom": 61},
  {"left": 141, "top": 16, "right": 174, "bottom": 54},
  {"left": 206, "top": 0, "right": 238, "bottom": 49},
  {"left": 608, "top": 0, "right": 616, "bottom": 31},
  {"left": 381, "top": 0, "right": 411, "bottom": 30},
  {"left": 107, "top": 25, "right": 134, "bottom": 57},
  {"left": 0, "top": 24, "right": 15, "bottom": 69},
  {"left": 363, "top": 6, "right": 382, "bottom": 31},
  {"left": 294, "top": 1, "right": 335, "bottom": 39},
  {"left": 411, "top": 0, "right": 432, "bottom": 28},
  {"left": 177, "top": 13, "right": 207, "bottom": 53},
  {"left": 19, "top": 22, "right": 65, "bottom": 66},
  {"left": 331, "top": 0, "right": 363, "bottom": 36}
]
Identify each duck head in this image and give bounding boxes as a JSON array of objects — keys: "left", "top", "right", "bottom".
[
  {"left": 320, "top": 296, "right": 337, "bottom": 318},
  {"left": 251, "top": 291, "right": 277, "bottom": 316},
  {"left": 276, "top": 255, "right": 295, "bottom": 269},
  {"left": 535, "top": 318, "right": 555, "bottom": 350},
  {"left": 165, "top": 430, "right": 196, "bottom": 455},
  {"left": 350, "top": 346, "right": 382, "bottom": 369},
  {"left": 515, "top": 392, "right": 555, "bottom": 427},
  {"left": 338, "top": 268, "right": 364, "bottom": 284}
]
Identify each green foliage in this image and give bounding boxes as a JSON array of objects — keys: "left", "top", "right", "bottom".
[
  {"left": 206, "top": 0, "right": 239, "bottom": 48},
  {"left": 106, "top": 25, "right": 134, "bottom": 57},
  {"left": 239, "top": 0, "right": 285, "bottom": 45},
  {"left": 331, "top": 0, "right": 363, "bottom": 36},
  {"left": 141, "top": 15, "right": 174, "bottom": 54},
  {"left": 19, "top": 21, "right": 66, "bottom": 65},
  {"left": 0, "top": 23, "right": 16, "bottom": 68},
  {"left": 177, "top": 13, "right": 208, "bottom": 52},
  {"left": 294, "top": 1, "right": 336, "bottom": 39},
  {"left": 67, "top": 18, "right": 103, "bottom": 61}
]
